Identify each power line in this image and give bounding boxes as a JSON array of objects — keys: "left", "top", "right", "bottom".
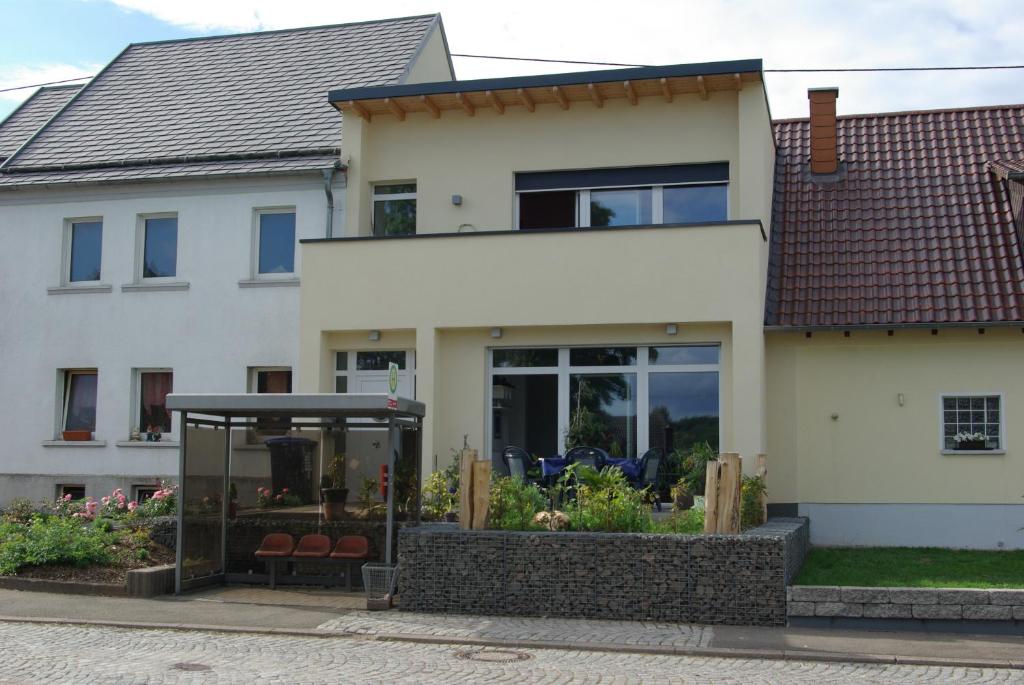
[
  {"left": 0, "top": 76, "right": 91, "bottom": 95},
  {"left": 450, "top": 52, "right": 1024, "bottom": 73}
]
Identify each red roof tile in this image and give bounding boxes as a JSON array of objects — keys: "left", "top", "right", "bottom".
[{"left": 767, "top": 105, "right": 1024, "bottom": 328}]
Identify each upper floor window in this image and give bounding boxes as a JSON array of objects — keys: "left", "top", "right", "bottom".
[
  {"left": 373, "top": 183, "right": 416, "bottom": 236},
  {"left": 65, "top": 219, "right": 103, "bottom": 283},
  {"left": 515, "top": 163, "right": 728, "bottom": 230},
  {"left": 139, "top": 214, "right": 178, "bottom": 279},
  {"left": 255, "top": 209, "right": 296, "bottom": 276}
]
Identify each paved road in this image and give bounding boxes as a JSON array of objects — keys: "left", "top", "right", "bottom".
[{"left": 0, "top": 622, "right": 1022, "bottom": 684}]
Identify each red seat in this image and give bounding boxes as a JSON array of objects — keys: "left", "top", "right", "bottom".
[
  {"left": 292, "top": 534, "right": 331, "bottom": 558},
  {"left": 330, "top": 535, "right": 369, "bottom": 559},
  {"left": 254, "top": 533, "right": 295, "bottom": 558}
]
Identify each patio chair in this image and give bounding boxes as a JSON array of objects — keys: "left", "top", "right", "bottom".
[
  {"left": 565, "top": 446, "right": 608, "bottom": 471},
  {"left": 331, "top": 535, "right": 370, "bottom": 591},
  {"left": 254, "top": 533, "right": 295, "bottom": 589},
  {"left": 503, "top": 446, "right": 537, "bottom": 484},
  {"left": 292, "top": 534, "right": 331, "bottom": 558},
  {"left": 634, "top": 448, "right": 664, "bottom": 511}
]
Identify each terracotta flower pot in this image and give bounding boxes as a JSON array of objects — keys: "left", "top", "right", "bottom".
[{"left": 62, "top": 430, "right": 92, "bottom": 441}]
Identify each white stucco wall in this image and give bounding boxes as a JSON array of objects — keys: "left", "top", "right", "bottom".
[{"left": 0, "top": 173, "right": 343, "bottom": 505}]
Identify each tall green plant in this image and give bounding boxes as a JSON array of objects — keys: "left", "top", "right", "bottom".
[
  {"left": 488, "top": 477, "right": 546, "bottom": 531},
  {"left": 562, "top": 466, "right": 652, "bottom": 533},
  {"left": 740, "top": 475, "right": 768, "bottom": 530},
  {"left": 681, "top": 442, "right": 717, "bottom": 495}
]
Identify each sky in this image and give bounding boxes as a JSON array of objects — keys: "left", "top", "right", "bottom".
[{"left": 2, "top": 0, "right": 1023, "bottom": 121}]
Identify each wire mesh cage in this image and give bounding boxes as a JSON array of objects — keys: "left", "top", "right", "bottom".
[{"left": 362, "top": 562, "right": 400, "bottom": 611}]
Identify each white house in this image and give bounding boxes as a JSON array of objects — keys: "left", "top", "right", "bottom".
[{"left": 0, "top": 14, "right": 453, "bottom": 505}]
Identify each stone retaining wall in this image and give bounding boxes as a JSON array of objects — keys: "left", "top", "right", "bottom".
[
  {"left": 398, "top": 518, "right": 809, "bottom": 626},
  {"left": 789, "top": 586, "right": 1024, "bottom": 628}
]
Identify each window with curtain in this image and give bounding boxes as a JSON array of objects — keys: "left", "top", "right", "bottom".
[
  {"left": 63, "top": 370, "right": 97, "bottom": 432},
  {"left": 139, "top": 371, "right": 173, "bottom": 433}
]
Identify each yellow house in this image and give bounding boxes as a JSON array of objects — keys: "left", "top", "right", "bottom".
[{"left": 298, "top": 40, "right": 1024, "bottom": 548}]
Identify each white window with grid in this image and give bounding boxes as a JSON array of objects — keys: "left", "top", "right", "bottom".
[{"left": 941, "top": 394, "right": 1003, "bottom": 452}]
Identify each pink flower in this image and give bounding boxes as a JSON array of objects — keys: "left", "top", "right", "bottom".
[
  {"left": 101, "top": 496, "right": 110, "bottom": 505},
  {"left": 274, "top": 494, "right": 283, "bottom": 502},
  {"left": 85, "top": 501, "right": 98, "bottom": 516},
  {"left": 128, "top": 501, "right": 138, "bottom": 512},
  {"left": 282, "top": 488, "right": 289, "bottom": 494},
  {"left": 63, "top": 494, "right": 72, "bottom": 502}
]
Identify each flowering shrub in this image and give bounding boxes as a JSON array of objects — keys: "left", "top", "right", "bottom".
[
  {"left": 138, "top": 483, "right": 176, "bottom": 517},
  {"left": 953, "top": 431, "right": 987, "bottom": 445},
  {"left": 0, "top": 517, "right": 118, "bottom": 575},
  {"left": 256, "top": 487, "right": 303, "bottom": 508}
]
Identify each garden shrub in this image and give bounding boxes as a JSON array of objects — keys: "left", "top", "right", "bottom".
[
  {"left": 739, "top": 475, "right": 767, "bottom": 530},
  {"left": 488, "top": 476, "right": 546, "bottom": 531},
  {"left": 653, "top": 508, "right": 705, "bottom": 534},
  {"left": 680, "top": 442, "right": 717, "bottom": 496},
  {"left": 564, "top": 467, "right": 652, "bottom": 533},
  {"left": 1, "top": 498, "right": 39, "bottom": 524},
  {"left": 0, "top": 517, "right": 118, "bottom": 575},
  {"left": 422, "top": 470, "right": 458, "bottom": 520}
]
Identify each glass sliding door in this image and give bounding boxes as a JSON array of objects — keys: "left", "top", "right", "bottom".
[{"left": 488, "top": 344, "right": 720, "bottom": 461}]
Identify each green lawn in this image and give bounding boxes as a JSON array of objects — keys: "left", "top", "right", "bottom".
[{"left": 794, "top": 547, "right": 1024, "bottom": 589}]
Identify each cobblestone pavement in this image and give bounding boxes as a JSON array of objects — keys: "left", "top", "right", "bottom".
[
  {"left": 316, "top": 610, "right": 714, "bottom": 648},
  {"left": 1, "top": 622, "right": 1023, "bottom": 684}
]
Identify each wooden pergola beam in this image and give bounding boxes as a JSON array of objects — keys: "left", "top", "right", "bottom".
[
  {"left": 384, "top": 97, "right": 405, "bottom": 121},
  {"left": 659, "top": 77, "right": 673, "bottom": 103},
  {"left": 734, "top": 73, "right": 743, "bottom": 91},
  {"left": 420, "top": 95, "right": 440, "bottom": 119},
  {"left": 517, "top": 88, "right": 535, "bottom": 112},
  {"left": 485, "top": 90, "right": 505, "bottom": 114},
  {"left": 455, "top": 91, "right": 475, "bottom": 116},
  {"left": 586, "top": 83, "right": 603, "bottom": 108},
  {"left": 696, "top": 75, "right": 709, "bottom": 101},
  {"left": 552, "top": 85, "right": 570, "bottom": 110},
  {"left": 623, "top": 80, "right": 638, "bottom": 105},
  {"left": 347, "top": 100, "right": 371, "bottom": 122}
]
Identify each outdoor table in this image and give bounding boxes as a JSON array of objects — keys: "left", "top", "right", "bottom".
[
  {"left": 605, "top": 457, "right": 642, "bottom": 481},
  {"left": 538, "top": 456, "right": 568, "bottom": 485}
]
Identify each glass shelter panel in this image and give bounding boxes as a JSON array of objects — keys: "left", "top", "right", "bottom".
[{"left": 179, "top": 423, "right": 226, "bottom": 587}]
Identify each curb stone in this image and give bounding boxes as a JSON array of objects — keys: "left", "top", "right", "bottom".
[{"left": 0, "top": 615, "right": 1020, "bottom": 671}]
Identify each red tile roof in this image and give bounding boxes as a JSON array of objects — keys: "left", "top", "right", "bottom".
[{"left": 767, "top": 104, "right": 1024, "bottom": 328}]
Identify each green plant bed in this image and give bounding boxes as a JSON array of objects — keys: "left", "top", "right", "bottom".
[{"left": 795, "top": 547, "right": 1024, "bottom": 589}]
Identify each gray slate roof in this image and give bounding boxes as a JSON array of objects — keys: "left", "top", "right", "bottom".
[
  {"left": 0, "top": 14, "right": 440, "bottom": 186},
  {"left": 0, "top": 84, "right": 83, "bottom": 161}
]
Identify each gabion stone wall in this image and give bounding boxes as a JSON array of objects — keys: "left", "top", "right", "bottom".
[{"left": 398, "top": 518, "right": 809, "bottom": 626}]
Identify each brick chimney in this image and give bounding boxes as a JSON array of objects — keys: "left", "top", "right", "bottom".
[{"left": 808, "top": 87, "right": 839, "bottom": 174}]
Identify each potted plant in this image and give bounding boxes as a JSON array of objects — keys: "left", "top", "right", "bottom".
[
  {"left": 62, "top": 429, "right": 92, "bottom": 441},
  {"left": 320, "top": 453, "right": 348, "bottom": 521},
  {"left": 953, "top": 431, "right": 988, "bottom": 451},
  {"left": 228, "top": 482, "right": 238, "bottom": 520}
]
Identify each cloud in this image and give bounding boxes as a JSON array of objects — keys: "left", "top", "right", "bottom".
[{"left": 85, "top": 1, "right": 1024, "bottom": 117}]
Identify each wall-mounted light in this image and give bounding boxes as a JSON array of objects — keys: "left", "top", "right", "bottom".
[
  {"left": 665, "top": 324, "right": 678, "bottom": 336},
  {"left": 491, "top": 327, "right": 503, "bottom": 339},
  {"left": 452, "top": 194, "right": 463, "bottom": 206},
  {"left": 368, "top": 330, "right": 381, "bottom": 342}
]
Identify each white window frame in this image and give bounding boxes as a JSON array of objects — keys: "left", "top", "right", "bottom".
[
  {"left": 334, "top": 350, "right": 416, "bottom": 395},
  {"left": 248, "top": 366, "right": 293, "bottom": 394},
  {"left": 939, "top": 392, "right": 1006, "bottom": 454},
  {"left": 61, "top": 216, "right": 104, "bottom": 286},
  {"left": 59, "top": 368, "right": 98, "bottom": 436},
  {"left": 371, "top": 182, "right": 417, "bottom": 236},
  {"left": 251, "top": 207, "right": 297, "bottom": 280},
  {"left": 134, "top": 212, "right": 179, "bottom": 283},
  {"left": 486, "top": 344, "right": 721, "bottom": 457},
  {"left": 516, "top": 181, "right": 728, "bottom": 230},
  {"left": 130, "top": 368, "right": 175, "bottom": 439}
]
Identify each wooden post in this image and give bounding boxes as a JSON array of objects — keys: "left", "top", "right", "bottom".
[
  {"left": 756, "top": 453, "right": 768, "bottom": 523},
  {"left": 703, "top": 460, "right": 720, "bottom": 533},
  {"left": 716, "top": 453, "right": 742, "bottom": 534},
  {"left": 458, "top": 447, "right": 476, "bottom": 530},
  {"left": 471, "top": 459, "right": 491, "bottom": 529}
]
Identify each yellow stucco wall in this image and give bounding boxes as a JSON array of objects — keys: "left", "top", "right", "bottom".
[
  {"left": 341, "top": 83, "right": 774, "bottom": 236},
  {"left": 299, "top": 224, "right": 767, "bottom": 467},
  {"left": 401, "top": 21, "right": 453, "bottom": 85},
  {"left": 766, "top": 329, "right": 1024, "bottom": 505}
]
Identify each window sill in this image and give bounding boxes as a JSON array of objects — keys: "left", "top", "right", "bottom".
[
  {"left": 47, "top": 284, "right": 113, "bottom": 295},
  {"left": 238, "top": 278, "right": 300, "bottom": 288},
  {"left": 121, "top": 281, "right": 190, "bottom": 292},
  {"left": 116, "top": 440, "right": 179, "bottom": 448},
  {"left": 42, "top": 440, "right": 107, "bottom": 448},
  {"left": 234, "top": 444, "right": 271, "bottom": 451},
  {"left": 941, "top": 449, "right": 1005, "bottom": 456}
]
